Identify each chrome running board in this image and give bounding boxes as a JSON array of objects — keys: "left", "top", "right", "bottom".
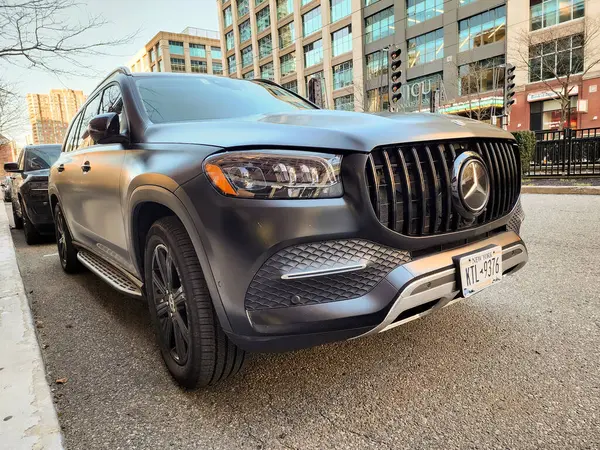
[
  {"left": 353, "top": 233, "right": 528, "bottom": 339},
  {"left": 77, "top": 250, "right": 142, "bottom": 297}
]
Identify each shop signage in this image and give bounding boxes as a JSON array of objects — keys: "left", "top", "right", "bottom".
[{"left": 527, "top": 86, "right": 578, "bottom": 102}]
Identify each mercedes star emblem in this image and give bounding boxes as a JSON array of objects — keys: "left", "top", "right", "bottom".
[{"left": 451, "top": 151, "right": 490, "bottom": 219}]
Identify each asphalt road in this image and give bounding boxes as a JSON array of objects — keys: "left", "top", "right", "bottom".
[{"left": 8, "top": 194, "right": 600, "bottom": 450}]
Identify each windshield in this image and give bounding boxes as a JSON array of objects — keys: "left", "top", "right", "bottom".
[
  {"left": 135, "top": 76, "right": 316, "bottom": 124},
  {"left": 25, "top": 146, "right": 61, "bottom": 171}
]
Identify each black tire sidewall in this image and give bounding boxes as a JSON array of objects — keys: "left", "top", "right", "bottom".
[
  {"left": 21, "top": 202, "right": 39, "bottom": 244},
  {"left": 54, "top": 204, "right": 81, "bottom": 273},
  {"left": 144, "top": 224, "right": 205, "bottom": 387}
]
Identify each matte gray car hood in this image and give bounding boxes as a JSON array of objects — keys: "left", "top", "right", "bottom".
[{"left": 143, "top": 110, "right": 514, "bottom": 152}]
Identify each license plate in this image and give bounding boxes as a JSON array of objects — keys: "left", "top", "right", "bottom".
[{"left": 457, "top": 246, "right": 503, "bottom": 298}]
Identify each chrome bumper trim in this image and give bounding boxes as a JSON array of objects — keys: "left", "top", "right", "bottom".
[
  {"left": 281, "top": 263, "right": 367, "bottom": 280},
  {"left": 353, "top": 232, "right": 528, "bottom": 339}
]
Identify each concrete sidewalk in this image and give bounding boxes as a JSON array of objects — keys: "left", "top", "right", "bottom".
[{"left": 0, "top": 204, "right": 63, "bottom": 449}]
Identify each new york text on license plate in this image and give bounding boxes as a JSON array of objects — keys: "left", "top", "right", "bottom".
[{"left": 458, "top": 246, "right": 502, "bottom": 298}]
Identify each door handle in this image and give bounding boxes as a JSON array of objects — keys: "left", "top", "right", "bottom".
[
  {"left": 57, "top": 164, "right": 65, "bottom": 173},
  {"left": 81, "top": 161, "right": 91, "bottom": 173}
]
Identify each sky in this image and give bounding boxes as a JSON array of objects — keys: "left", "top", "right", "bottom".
[{"left": 2, "top": 0, "right": 219, "bottom": 144}]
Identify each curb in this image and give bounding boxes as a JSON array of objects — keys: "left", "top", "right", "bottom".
[
  {"left": 522, "top": 185, "right": 600, "bottom": 195},
  {"left": 0, "top": 204, "right": 64, "bottom": 449}
]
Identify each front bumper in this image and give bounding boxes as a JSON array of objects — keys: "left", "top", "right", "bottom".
[{"left": 225, "top": 231, "right": 527, "bottom": 351}]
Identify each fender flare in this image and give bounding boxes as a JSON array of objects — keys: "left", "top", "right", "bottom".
[{"left": 128, "top": 185, "right": 232, "bottom": 333}]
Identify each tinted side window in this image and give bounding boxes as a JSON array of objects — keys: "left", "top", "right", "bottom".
[
  {"left": 99, "top": 84, "right": 126, "bottom": 132},
  {"left": 73, "top": 94, "right": 102, "bottom": 151},
  {"left": 64, "top": 116, "right": 80, "bottom": 153}
]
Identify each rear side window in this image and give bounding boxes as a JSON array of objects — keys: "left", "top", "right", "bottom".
[
  {"left": 63, "top": 116, "right": 80, "bottom": 152},
  {"left": 73, "top": 94, "right": 102, "bottom": 151}
]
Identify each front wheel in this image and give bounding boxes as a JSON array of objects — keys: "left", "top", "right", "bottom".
[
  {"left": 21, "top": 203, "right": 40, "bottom": 245},
  {"left": 54, "top": 204, "right": 82, "bottom": 273},
  {"left": 144, "top": 216, "right": 245, "bottom": 389}
]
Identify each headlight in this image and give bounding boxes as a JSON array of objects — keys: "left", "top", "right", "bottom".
[{"left": 204, "top": 151, "right": 343, "bottom": 199}]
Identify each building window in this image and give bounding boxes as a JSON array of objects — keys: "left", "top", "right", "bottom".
[
  {"left": 190, "top": 60, "right": 208, "bottom": 73},
  {"left": 149, "top": 49, "right": 155, "bottom": 62},
  {"left": 237, "top": 0, "right": 249, "bottom": 17},
  {"left": 365, "top": 0, "right": 380, "bottom": 5},
  {"left": 151, "top": 64, "right": 157, "bottom": 72},
  {"left": 333, "top": 60, "right": 353, "bottom": 90},
  {"left": 169, "top": 41, "right": 184, "bottom": 55},
  {"left": 277, "top": 0, "right": 293, "bottom": 19},
  {"left": 365, "top": 50, "right": 388, "bottom": 80},
  {"left": 401, "top": 73, "right": 443, "bottom": 110},
  {"left": 242, "top": 45, "right": 253, "bottom": 67},
  {"left": 213, "top": 62, "right": 223, "bottom": 74},
  {"left": 279, "top": 22, "right": 295, "bottom": 49},
  {"left": 407, "top": 0, "right": 444, "bottom": 26},
  {"left": 261, "top": 62, "right": 274, "bottom": 80},
  {"left": 189, "top": 44, "right": 206, "bottom": 58},
  {"left": 459, "top": 0, "right": 477, "bottom": 5},
  {"left": 531, "top": 0, "right": 584, "bottom": 31},
  {"left": 459, "top": 57, "right": 504, "bottom": 96},
  {"left": 529, "top": 34, "right": 584, "bottom": 82},
  {"left": 170, "top": 58, "right": 186, "bottom": 72},
  {"left": 211, "top": 47, "right": 222, "bottom": 59},
  {"left": 304, "top": 39, "right": 323, "bottom": 67},
  {"left": 366, "top": 87, "right": 389, "bottom": 112},
  {"left": 226, "top": 31, "right": 235, "bottom": 50},
  {"left": 305, "top": 71, "right": 326, "bottom": 107},
  {"left": 228, "top": 55, "right": 237, "bottom": 74},
  {"left": 334, "top": 94, "right": 354, "bottom": 111},
  {"left": 282, "top": 80, "right": 298, "bottom": 93},
  {"left": 332, "top": 25, "right": 352, "bottom": 57},
  {"left": 256, "top": 0, "right": 266, "bottom": 5},
  {"left": 258, "top": 34, "right": 273, "bottom": 58},
  {"left": 458, "top": 6, "right": 506, "bottom": 52},
  {"left": 331, "top": 0, "right": 351, "bottom": 22},
  {"left": 301, "top": 0, "right": 313, "bottom": 5},
  {"left": 280, "top": 51, "right": 296, "bottom": 76},
  {"left": 239, "top": 19, "right": 252, "bottom": 43},
  {"left": 408, "top": 28, "right": 444, "bottom": 67},
  {"left": 257, "top": 6, "right": 271, "bottom": 32},
  {"left": 157, "top": 46, "right": 162, "bottom": 58},
  {"left": 243, "top": 70, "right": 255, "bottom": 79},
  {"left": 302, "top": 6, "right": 322, "bottom": 37},
  {"left": 365, "top": 7, "right": 394, "bottom": 44},
  {"left": 158, "top": 60, "right": 164, "bottom": 72},
  {"left": 224, "top": 6, "right": 233, "bottom": 27},
  {"left": 530, "top": 97, "right": 577, "bottom": 131}
]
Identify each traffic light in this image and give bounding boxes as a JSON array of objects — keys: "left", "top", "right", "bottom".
[
  {"left": 389, "top": 47, "right": 403, "bottom": 104},
  {"left": 504, "top": 63, "right": 516, "bottom": 113}
]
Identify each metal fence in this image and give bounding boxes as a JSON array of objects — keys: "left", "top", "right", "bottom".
[{"left": 527, "top": 127, "right": 600, "bottom": 177}]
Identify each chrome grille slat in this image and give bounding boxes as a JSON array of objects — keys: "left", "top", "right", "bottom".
[{"left": 366, "top": 139, "right": 520, "bottom": 237}]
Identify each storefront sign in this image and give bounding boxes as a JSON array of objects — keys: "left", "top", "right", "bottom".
[{"left": 527, "top": 86, "right": 578, "bottom": 102}]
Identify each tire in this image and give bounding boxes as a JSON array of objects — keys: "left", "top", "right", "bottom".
[
  {"left": 12, "top": 200, "right": 23, "bottom": 229},
  {"left": 21, "top": 202, "right": 40, "bottom": 245},
  {"left": 144, "top": 216, "right": 245, "bottom": 389},
  {"left": 54, "top": 204, "right": 82, "bottom": 273}
]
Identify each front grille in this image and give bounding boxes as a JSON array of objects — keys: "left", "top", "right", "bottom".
[{"left": 365, "top": 139, "right": 520, "bottom": 236}]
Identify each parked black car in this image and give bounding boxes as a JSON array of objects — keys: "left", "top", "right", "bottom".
[
  {"left": 49, "top": 68, "right": 528, "bottom": 389},
  {"left": 4, "top": 144, "right": 62, "bottom": 244},
  {"left": 1, "top": 175, "right": 11, "bottom": 202}
]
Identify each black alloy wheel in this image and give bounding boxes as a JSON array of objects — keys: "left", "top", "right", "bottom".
[
  {"left": 151, "top": 243, "right": 191, "bottom": 365},
  {"left": 53, "top": 204, "right": 82, "bottom": 273}
]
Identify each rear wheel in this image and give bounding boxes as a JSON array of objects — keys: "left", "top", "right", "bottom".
[
  {"left": 144, "top": 216, "right": 245, "bottom": 389},
  {"left": 21, "top": 202, "right": 40, "bottom": 245},
  {"left": 54, "top": 204, "right": 82, "bottom": 273}
]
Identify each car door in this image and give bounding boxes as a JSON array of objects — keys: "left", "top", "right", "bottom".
[
  {"left": 72, "top": 82, "right": 132, "bottom": 272},
  {"left": 54, "top": 95, "right": 101, "bottom": 244},
  {"left": 11, "top": 149, "right": 25, "bottom": 216}
]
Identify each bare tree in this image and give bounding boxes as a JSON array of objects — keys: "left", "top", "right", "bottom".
[
  {"left": 513, "top": 18, "right": 600, "bottom": 130},
  {"left": 448, "top": 60, "right": 503, "bottom": 122},
  {"left": 0, "top": 0, "right": 134, "bottom": 74},
  {"left": 0, "top": 81, "right": 24, "bottom": 135}
]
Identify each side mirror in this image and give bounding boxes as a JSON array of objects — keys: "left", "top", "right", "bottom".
[
  {"left": 3, "top": 162, "right": 21, "bottom": 173},
  {"left": 88, "top": 113, "right": 128, "bottom": 145}
]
